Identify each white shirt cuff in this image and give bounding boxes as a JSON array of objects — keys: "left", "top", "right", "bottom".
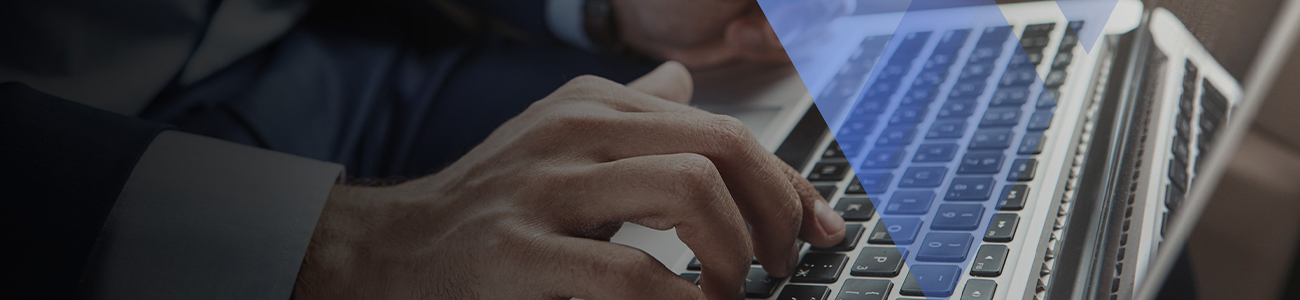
[
  {"left": 81, "top": 130, "right": 344, "bottom": 299},
  {"left": 546, "top": 0, "right": 598, "bottom": 51}
]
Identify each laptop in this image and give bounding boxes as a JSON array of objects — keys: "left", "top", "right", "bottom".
[{"left": 610, "top": 0, "right": 1298, "bottom": 299}]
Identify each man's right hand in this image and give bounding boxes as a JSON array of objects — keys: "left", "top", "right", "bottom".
[{"left": 292, "top": 62, "right": 846, "bottom": 300}]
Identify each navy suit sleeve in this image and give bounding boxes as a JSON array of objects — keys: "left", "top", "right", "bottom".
[
  {"left": 0, "top": 82, "right": 169, "bottom": 298},
  {"left": 447, "top": 0, "right": 551, "bottom": 38}
]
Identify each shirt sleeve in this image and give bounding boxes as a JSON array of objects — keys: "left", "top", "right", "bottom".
[
  {"left": 545, "top": 0, "right": 597, "bottom": 51},
  {"left": 78, "top": 130, "right": 343, "bottom": 299}
]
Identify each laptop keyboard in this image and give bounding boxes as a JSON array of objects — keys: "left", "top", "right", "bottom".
[
  {"left": 680, "top": 21, "right": 1087, "bottom": 299},
  {"left": 1160, "top": 59, "right": 1230, "bottom": 235}
]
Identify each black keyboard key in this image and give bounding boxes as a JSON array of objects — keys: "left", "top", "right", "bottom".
[
  {"left": 1037, "top": 89, "right": 1060, "bottom": 108},
  {"left": 900, "top": 265, "right": 962, "bottom": 297},
  {"left": 848, "top": 173, "right": 893, "bottom": 194},
  {"left": 1020, "top": 35, "right": 1051, "bottom": 49},
  {"left": 679, "top": 273, "right": 701, "bottom": 284},
  {"left": 815, "top": 184, "right": 838, "bottom": 201},
  {"left": 958, "top": 152, "right": 1004, "bottom": 174},
  {"left": 1044, "top": 69, "right": 1068, "bottom": 88},
  {"left": 979, "top": 26, "right": 1012, "bottom": 45},
  {"left": 1052, "top": 52, "right": 1073, "bottom": 69},
  {"left": 835, "top": 197, "right": 876, "bottom": 221},
  {"left": 900, "top": 87, "right": 938, "bottom": 106},
  {"left": 1059, "top": 33, "right": 1078, "bottom": 50},
  {"left": 851, "top": 247, "right": 908, "bottom": 277},
  {"left": 1017, "top": 132, "right": 1046, "bottom": 155},
  {"left": 1007, "top": 159, "right": 1037, "bottom": 181},
  {"left": 970, "top": 245, "right": 1009, "bottom": 276},
  {"left": 927, "top": 120, "right": 968, "bottom": 139},
  {"left": 849, "top": 99, "right": 889, "bottom": 118},
  {"left": 896, "top": 31, "right": 933, "bottom": 55},
  {"left": 869, "top": 218, "right": 922, "bottom": 244},
  {"left": 916, "top": 233, "right": 974, "bottom": 262},
  {"left": 923, "top": 53, "right": 957, "bottom": 71},
  {"left": 877, "top": 126, "right": 918, "bottom": 145},
  {"left": 899, "top": 166, "right": 948, "bottom": 187},
  {"left": 997, "top": 185, "right": 1030, "bottom": 210},
  {"left": 777, "top": 285, "right": 832, "bottom": 300},
  {"left": 949, "top": 80, "right": 988, "bottom": 99},
  {"left": 876, "top": 63, "right": 911, "bottom": 82},
  {"left": 990, "top": 87, "right": 1030, "bottom": 107},
  {"left": 1202, "top": 80, "right": 1229, "bottom": 117},
  {"left": 814, "top": 224, "right": 865, "bottom": 251},
  {"left": 821, "top": 77, "right": 866, "bottom": 102},
  {"left": 884, "top": 191, "right": 934, "bottom": 215},
  {"left": 745, "top": 267, "right": 783, "bottom": 298},
  {"left": 1200, "top": 111, "right": 1222, "bottom": 137},
  {"left": 823, "top": 141, "right": 846, "bottom": 159},
  {"left": 968, "top": 45, "right": 1002, "bottom": 64},
  {"left": 889, "top": 107, "right": 928, "bottom": 125},
  {"left": 945, "top": 177, "right": 997, "bottom": 201},
  {"left": 1171, "top": 135, "right": 1190, "bottom": 166},
  {"left": 984, "top": 214, "right": 1020, "bottom": 242},
  {"left": 1026, "top": 110, "right": 1053, "bottom": 130},
  {"left": 1175, "top": 113, "right": 1192, "bottom": 139},
  {"left": 1166, "top": 184, "right": 1186, "bottom": 211},
  {"left": 960, "top": 279, "right": 998, "bottom": 300},
  {"left": 838, "top": 279, "right": 894, "bottom": 300},
  {"left": 1169, "top": 159, "right": 1189, "bottom": 189},
  {"left": 935, "top": 29, "right": 971, "bottom": 53},
  {"left": 861, "top": 81, "right": 899, "bottom": 99},
  {"left": 1008, "top": 52, "right": 1043, "bottom": 69},
  {"left": 839, "top": 118, "right": 878, "bottom": 139},
  {"left": 861, "top": 148, "right": 907, "bottom": 169},
  {"left": 980, "top": 108, "right": 1021, "bottom": 127},
  {"left": 914, "top": 143, "right": 959, "bottom": 162},
  {"left": 912, "top": 70, "right": 946, "bottom": 88},
  {"left": 809, "top": 161, "right": 851, "bottom": 181},
  {"left": 938, "top": 100, "right": 978, "bottom": 118},
  {"left": 790, "top": 253, "right": 848, "bottom": 283},
  {"left": 1023, "top": 23, "right": 1056, "bottom": 36},
  {"left": 960, "top": 62, "right": 996, "bottom": 80},
  {"left": 932, "top": 204, "right": 985, "bottom": 230},
  {"left": 969, "top": 129, "right": 1015, "bottom": 149}
]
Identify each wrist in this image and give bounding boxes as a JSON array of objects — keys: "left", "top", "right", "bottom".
[{"left": 293, "top": 184, "right": 371, "bottom": 298}]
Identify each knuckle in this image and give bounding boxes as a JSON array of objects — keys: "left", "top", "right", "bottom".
[
  {"left": 534, "top": 110, "right": 613, "bottom": 135},
  {"left": 594, "top": 249, "right": 657, "bottom": 290},
  {"left": 704, "top": 115, "right": 752, "bottom": 154},
  {"left": 667, "top": 154, "right": 729, "bottom": 213},
  {"left": 670, "top": 154, "right": 722, "bottom": 191}
]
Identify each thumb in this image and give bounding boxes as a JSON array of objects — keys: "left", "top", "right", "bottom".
[{"left": 627, "top": 61, "right": 694, "bottom": 104}]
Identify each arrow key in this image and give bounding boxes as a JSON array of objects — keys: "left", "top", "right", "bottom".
[{"left": 970, "top": 245, "right": 1008, "bottom": 277}]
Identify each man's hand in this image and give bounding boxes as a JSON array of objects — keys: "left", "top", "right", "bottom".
[
  {"left": 611, "top": 0, "right": 791, "bottom": 69},
  {"left": 293, "top": 62, "right": 846, "bottom": 300}
]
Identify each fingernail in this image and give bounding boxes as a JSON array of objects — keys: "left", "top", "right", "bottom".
[{"left": 814, "top": 200, "right": 845, "bottom": 237}]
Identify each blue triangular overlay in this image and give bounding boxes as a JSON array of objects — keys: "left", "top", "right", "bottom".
[{"left": 1056, "top": 0, "right": 1119, "bottom": 53}]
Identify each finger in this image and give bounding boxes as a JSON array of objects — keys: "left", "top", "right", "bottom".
[
  {"left": 782, "top": 160, "right": 847, "bottom": 247},
  {"left": 536, "top": 236, "right": 709, "bottom": 300},
  {"left": 548, "top": 74, "right": 693, "bottom": 113},
  {"left": 570, "top": 111, "right": 844, "bottom": 274},
  {"left": 550, "top": 154, "right": 751, "bottom": 299},
  {"left": 627, "top": 61, "right": 694, "bottom": 104}
]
